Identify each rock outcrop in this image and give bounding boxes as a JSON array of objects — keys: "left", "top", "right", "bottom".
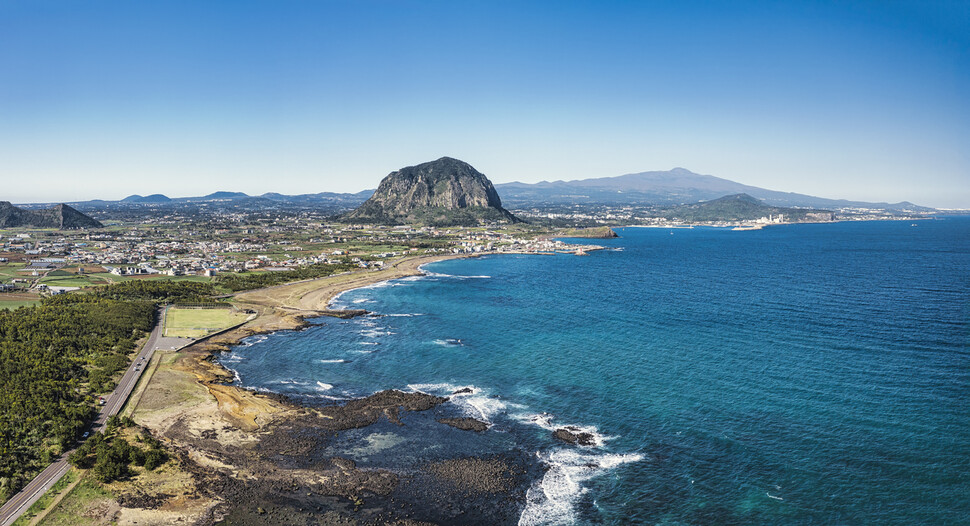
[{"left": 344, "top": 157, "right": 519, "bottom": 226}]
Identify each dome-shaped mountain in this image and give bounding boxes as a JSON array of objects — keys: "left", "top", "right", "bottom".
[{"left": 345, "top": 157, "right": 519, "bottom": 226}]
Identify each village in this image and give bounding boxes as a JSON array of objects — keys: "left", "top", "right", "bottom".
[{"left": 0, "top": 218, "right": 599, "bottom": 303}]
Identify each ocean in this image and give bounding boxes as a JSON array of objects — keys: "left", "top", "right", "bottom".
[{"left": 218, "top": 218, "right": 970, "bottom": 524}]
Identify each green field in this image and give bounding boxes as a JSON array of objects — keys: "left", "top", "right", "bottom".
[
  {"left": 163, "top": 307, "right": 249, "bottom": 338},
  {"left": 0, "top": 299, "right": 41, "bottom": 310},
  {"left": 39, "top": 275, "right": 109, "bottom": 288},
  {"left": 0, "top": 263, "right": 27, "bottom": 281}
]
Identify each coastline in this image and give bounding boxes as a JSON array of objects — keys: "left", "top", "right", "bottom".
[
  {"left": 117, "top": 252, "right": 538, "bottom": 524},
  {"left": 102, "top": 247, "right": 621, "bottom": 524}
]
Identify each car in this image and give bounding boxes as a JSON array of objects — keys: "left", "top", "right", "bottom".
[{"left": 82, "top": 432, "right": 90, "bottom": 439}]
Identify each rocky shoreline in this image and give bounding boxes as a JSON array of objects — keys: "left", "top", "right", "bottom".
[{"left": 111, "top": 254, "right": 553, "bottom": 524}]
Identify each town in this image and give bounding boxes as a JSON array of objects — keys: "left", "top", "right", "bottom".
[{"left": 0, "top": 215, "right": 604, "bottom": 304}]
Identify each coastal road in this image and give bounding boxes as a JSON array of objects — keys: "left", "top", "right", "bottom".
[{"left": 0, "top": 307, "right": 167, "bottom": 526}]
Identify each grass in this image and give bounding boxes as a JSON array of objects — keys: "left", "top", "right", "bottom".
[
  {"left": 163, "top": 307, "right": 249, "bottom": 338},
  {"left": 11, "top": 469, "right": 78, "bottom": 526},
  {"left": 83, "top": 273, "right": 213, "bottom": 285},
  {"left": 0, "top": 299, "right": 41, "bottom": 310},
  {"left": 0, "top": 263, "right": 27, "bottom": 279},
  {"left": 38, "top": 276, "right": 100, "bottom": 288},
  {"left": 33, "top": 474, "right": 113, "bottom": 526}
]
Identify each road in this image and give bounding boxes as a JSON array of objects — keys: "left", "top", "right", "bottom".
[{"left": 0, "top": 307, "right": 166, "bottom": 526}]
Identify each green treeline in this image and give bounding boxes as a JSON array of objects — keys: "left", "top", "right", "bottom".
[
  {"left": 92, "top": 280, "right": 216, "bottom": 303},
  {"left": 68, "top": 416, "right": 168, "bottom": 483},
  {"left": 215, "top": 261, "right": 357, "bottom": 291}
]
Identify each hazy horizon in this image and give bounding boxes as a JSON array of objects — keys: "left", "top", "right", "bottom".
[
  {"left": 6, "top": 165, "right": 951, "bottom": 208},
  {"left": 2, "top": 1, "right": 968, "bottom": 207}
]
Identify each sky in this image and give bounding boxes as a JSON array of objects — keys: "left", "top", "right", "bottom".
[{"left": 1, "top": 1, "right": 968, "bottom": 207}]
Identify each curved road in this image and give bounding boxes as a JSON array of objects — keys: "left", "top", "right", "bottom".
[{"left": 0, "top": 307, "right": 166, "bottom": 526}]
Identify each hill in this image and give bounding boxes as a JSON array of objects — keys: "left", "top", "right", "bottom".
[
  {"left": 495, "top": 168, "right": 930, "bottom": 211},
  {"left": 345, "top": 157, "right": 519, "bottom": 226},
  {"left": 0, "top": 201, "right": 103, "bottom": 229},
  {"left": 200, "top": 191, "right": 249, "bottom": 200},
  {"left": 121, "top": 194, "right": 172, "bottom": 203},
  {"left": 654, "top": 193, "right": 833, "bottom": 222}
]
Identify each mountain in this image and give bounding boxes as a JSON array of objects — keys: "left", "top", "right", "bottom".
[
  {"left": 345, "top": 157, "right": 519, "bottom": 226},
  {"left": 654, "top": 193, "right": 833, "bottom": 222},
  {"left": 121, "top": 194, "right": 172, "bottom": 203},
  {"left": 0, "top": 202, "right": 103, "bottom": 229},
  {"left": 495, "top": 168, "right": 931, "bottom": 211}
]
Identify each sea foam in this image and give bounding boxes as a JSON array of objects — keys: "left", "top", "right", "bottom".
[
  {"left": 408, "top": 383, "right": 520, "bottom": 423},
  {"left": 519, "top": 450, "right": 644, "bottom": 526}
]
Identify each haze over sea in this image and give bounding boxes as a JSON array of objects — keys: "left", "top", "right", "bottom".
[{"left": 220, "top": 218, "right": 969, "bottom": 524}]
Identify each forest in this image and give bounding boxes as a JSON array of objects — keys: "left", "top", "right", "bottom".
[{"left": 0, "top": 281, "right": 207, "bottom": 504}]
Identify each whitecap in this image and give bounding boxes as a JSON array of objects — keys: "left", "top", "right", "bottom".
[
  {"left": 518, "top": 450, "right": 644, "bottom": 526},
  {"left": 241, "top": 334, "right": 268, "bottom": 346},
  {"left": 423, "top": 270, "right": 490, "bottom": 279},
  {"left": 408, "top": 383, "right": 518, "bottom": 423},
  {"left": 432, "top": 338, "right": 464, "bottom": 346},
  {"left": 315, "top": 381, "right": 334, "bottom": 391},
  {"left": 513, "top": 413, "right": 613, "bottom": 447},
  {"left": 360, "top": 329, "right": 395, "bottom": 338}
]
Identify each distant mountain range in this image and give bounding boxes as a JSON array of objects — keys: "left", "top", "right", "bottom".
[
  {"left": 0, "top": 201, "right": 103, "bottom": 229},
  {"left": 14, "top": 167, "right": 932, "bottom": 213},
  {"left": 16, "top": 190, "right": 375, "bottom": 212},
  {"left": 494, "top": 168, "right": 931, "bottom": 211}
]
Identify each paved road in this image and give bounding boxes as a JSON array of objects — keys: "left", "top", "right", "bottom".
[{"left": 0, "top": 307, "right": 166, "bottom": 526}]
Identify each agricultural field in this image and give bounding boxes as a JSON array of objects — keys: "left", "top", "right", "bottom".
[
  {"left": 39, "top": 274, "right": 112, "bottom": 288},
  {"left": 0, "top": 262, "right": 27, "bottom": 282},
  {"left": 0, "top": 294, "right": 41, "bottom": 310},
  {"left": 163, "top": 307, "right": 250, "bottom": 338}
]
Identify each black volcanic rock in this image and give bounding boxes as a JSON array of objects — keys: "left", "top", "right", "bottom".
[
  {"left": 0, "top": 202, "right": 102, "bottom": 229},
  {"left": 345, "top": 157, "right": 519, "bottom": 226},
  {"left": 552, "top": 427, "right": 596, "bottom": 446},
  {"left": 438, "top": 417, "right": 490, "bottom": 432}
]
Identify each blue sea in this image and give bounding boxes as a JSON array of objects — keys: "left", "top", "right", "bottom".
[{"left": 219, "top": 218, "right": 970, "bottom": 525}]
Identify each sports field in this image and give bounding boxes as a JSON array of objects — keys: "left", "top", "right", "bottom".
[{"left": 163, "top": 307, "right": 249, "bottom": 338}]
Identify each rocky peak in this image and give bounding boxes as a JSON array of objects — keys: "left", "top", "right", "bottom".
[{"left": 345, "top": 157, "right": 519, "bottom": 226}]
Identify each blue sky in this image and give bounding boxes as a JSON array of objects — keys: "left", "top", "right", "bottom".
[{"left": 2, "top": 1, "right": 968, "bottom": 207}]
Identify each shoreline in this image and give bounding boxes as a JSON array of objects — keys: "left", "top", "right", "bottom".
[
  {"left": 120, "top": 248, "right": 621, "bottom": 524},
  {"left": 118, "top": 252, "right": 535, "bottom": 524}
]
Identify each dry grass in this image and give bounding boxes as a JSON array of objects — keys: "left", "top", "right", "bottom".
[{"left": 162, "top": 307, "right": 249, "bottom": 338}]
